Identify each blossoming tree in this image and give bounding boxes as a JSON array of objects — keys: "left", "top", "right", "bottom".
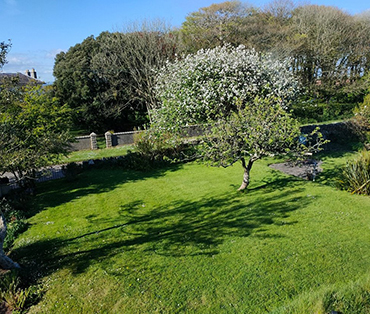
[{"left": 150, "top": 45, "right": 325, "bottom": 190}]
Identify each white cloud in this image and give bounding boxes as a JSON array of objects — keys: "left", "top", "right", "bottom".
[
  {"left": 2, "top": 50, "right": 56, "bottom": 83},
  {"left": 46, "top": 49, "right": 65, "bottom": 59}
]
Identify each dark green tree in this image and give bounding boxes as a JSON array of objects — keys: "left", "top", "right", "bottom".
[
  {"left": 54, "top": 21, "right": 179, "bottom": 132},
  {"left": 53, "top": 35, "right": 112, "bottom": 132}
]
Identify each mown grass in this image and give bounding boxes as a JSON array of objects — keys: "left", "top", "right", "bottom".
[
  {"left": 11, "top": 152, "right": 370, "bottom": 313},
  {"left": 59, "top": 145, "right": 135, "bottom": 164}
]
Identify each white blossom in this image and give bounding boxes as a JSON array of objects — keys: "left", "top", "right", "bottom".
[{"left": 154, "top": 44, "right": 299, "bottom": 126}]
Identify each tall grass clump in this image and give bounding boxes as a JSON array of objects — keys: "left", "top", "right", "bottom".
[
  {"left": 339, "top": 149, "right": 370, "bottom": 195},
  {"left": 0, "top": 271, "right": 43, "bottom": 313}
]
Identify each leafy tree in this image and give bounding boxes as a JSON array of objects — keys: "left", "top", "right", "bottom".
[
  {"left": 180, "top": 1, "right": 256, "bottom": 53},
  {"left": 54, "top": 21, "right": 180, "bottom": 132},
  {"left": 151, "top": 44, "right": 325, "bottom": 190},
  {"left": 179, "top": 0, "right": 298, "bottom": 55},
  {"left": 0, "top": 40, "right": 11, "bottom": 68},
  {"left": 92, "top": 20, "right": 180, "bottom": 123},
  {"left": 53, "top": 35, "right": 112, "bottom": 132},
  {"left": 289, "top": 5, "right": 370, "bottom": 100},
  {"left": 180, "top": 2, "right": 370, "bottom": 105},
  {"left": 0, "top": 81, "right": 72, "bottom": 188},
  {"left": 202, "top": 98, "right": 324, "bottom": 190}
]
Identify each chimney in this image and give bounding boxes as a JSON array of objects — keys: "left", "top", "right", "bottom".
[
  {"left": 31, "top": 68, "right": 37, "bottom": 79},
  {"left": 24, "top": 69, "right": 30, "bottom": 77}
]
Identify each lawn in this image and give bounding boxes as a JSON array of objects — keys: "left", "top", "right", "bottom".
[
  {"left": 12, "top": 152, "right": 370, "bottom": 313},
  {"left": 58, "top": 145, "right": 135, "bottom": 164}
]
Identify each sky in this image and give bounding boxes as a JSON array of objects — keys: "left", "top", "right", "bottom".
[{"left": 1, "top": 0, "right": 369, "bottom": 83}]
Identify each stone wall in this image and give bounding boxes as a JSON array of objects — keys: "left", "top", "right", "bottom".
[
  {"left": 69, "top": 133, "right": 99, "bottom": 151},
  {"left": 105, "top": 131, "right": 142, "bottom": 148},
  {"left": 71, "top": 122, "right": 362, "bottom": 151}
]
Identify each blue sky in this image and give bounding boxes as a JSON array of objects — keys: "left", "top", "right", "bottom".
[{"left": 1, "top": 0, "right": 369, "bottom": 83}]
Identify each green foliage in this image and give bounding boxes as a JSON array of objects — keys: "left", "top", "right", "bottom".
[
  {"left": 54, "top": 23, "right": 179, "bottom": 131},
  {"left": 201, "top": 98, "right": 303, "bottom": 167},
  {"left": 291, "top": 100, "right": 357, "bottom": 123},
  {"left": 0, "top": 199, "right": 27, "bottom": 250},
  {"left": 0, "top": 271, "right": 43, "bottom": 313},
  {"left": 180, "top": 2, "right": 370, "bottom": 103},
  {"left": 0, "top": 40, "right": 11, "bottom": 68},
  {"left": 135, "top": 129, "right": 182, "bottom": 160},
  {"left": 354, "top": 93, "right": 370, "bottom": 127},
  {"left": 339, "top": 149, "right": 370, "bottom": 195},
  {"left": 0, "top": 83, "right": 73, "bottom": 187},
  {"left": 53, "top": 35, "right": 113, "bottom": 132},
  {"left": 134, "top": 129, "right": 198, "bottom": 168}
]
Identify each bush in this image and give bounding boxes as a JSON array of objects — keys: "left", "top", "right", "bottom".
[
  {"left": 353, "top": 94, "right": 370, "bottom": 129},
  {"left": 291, "top": 100, "right": 357, "bottom": 123},
  {"left": 0, "top": 199, "right": 27, "bottom": 250},
  {"left": 134, "top": 128, "right": 196, "bottom": 164},
  {"left": 339, "top": 149, "right": 370, "bottom": 195}
]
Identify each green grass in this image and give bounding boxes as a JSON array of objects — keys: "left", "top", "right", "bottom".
[
  {"left": 59, "top": 145, "right": 135, "bottom": 164},
  {"left": 12, "top": 153, "right": 370, "bottom": 313}
]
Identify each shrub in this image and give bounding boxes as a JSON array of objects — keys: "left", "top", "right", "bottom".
[
  {"left": 354, "top": 94, "right": 370, "bottom": 128},
  {"left": 291, "top": 100, "right": 357, "bottom": 123},
  {"left": 134, "top": 128, "right": 195, "bottom": 164},
  {"left": 339, "top": 149, "right": 370, "bottom": 195},
  {"left": 0, "top": 199, "right": 27, "bottom": 250}
]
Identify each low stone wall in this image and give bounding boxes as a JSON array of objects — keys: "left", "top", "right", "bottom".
[
  {"left": 69, "top": 133, "right": 99, "bottom": 151},
  {"left": 71, "top": 121, "right": 361, "bottom": 151},
  {"left": 106, "top": 131, "right": 142, "bottom": 148}
]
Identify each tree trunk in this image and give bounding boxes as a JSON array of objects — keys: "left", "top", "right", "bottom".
[
  {"left": 0, "top": 213, "right": 20, "bottom": 270},
  {"left": 238, "top": 156, "right": 258, "bottom": 191}
]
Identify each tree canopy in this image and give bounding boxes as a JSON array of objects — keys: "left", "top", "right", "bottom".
[
  {"left": 154, "top": 45, "right": 299, "bottom": 127},
  {"left": 0, "top": 81, "right": 72, "bottom": 187},
  {"left": 180, "top": 1, "right": 370, "bottom": 102},
  {"left": 53, "top": 21, "right": 180, "bottom": 132},
  {"left": 52, "top": 2, "right": 370, "bottom": 130},
  {"left": 150, "top": 44, "right": 325, "bottom": 190}
]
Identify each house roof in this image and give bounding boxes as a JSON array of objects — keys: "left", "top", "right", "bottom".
[{"left": 0, "top": 72, "right": 45, "bottom": 86}]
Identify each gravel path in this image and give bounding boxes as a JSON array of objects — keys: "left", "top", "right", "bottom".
[{"left": 269, "top": 159, "right": 323, "bottom": 180}]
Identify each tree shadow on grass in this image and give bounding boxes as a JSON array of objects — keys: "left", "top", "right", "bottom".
[
  {"left": 28, "top": 163, "right": 184, "bottom": 217},
  {"left": 14, "top": 176, "right": 312, "bottom": 283}
]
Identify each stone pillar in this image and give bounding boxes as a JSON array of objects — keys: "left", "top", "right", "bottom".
[
  {"left": 90, "top": 132, "right": 98, "bottom": 150},
  {"left": 105, "top": 131, "right": 112, "bottom": 148}
]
